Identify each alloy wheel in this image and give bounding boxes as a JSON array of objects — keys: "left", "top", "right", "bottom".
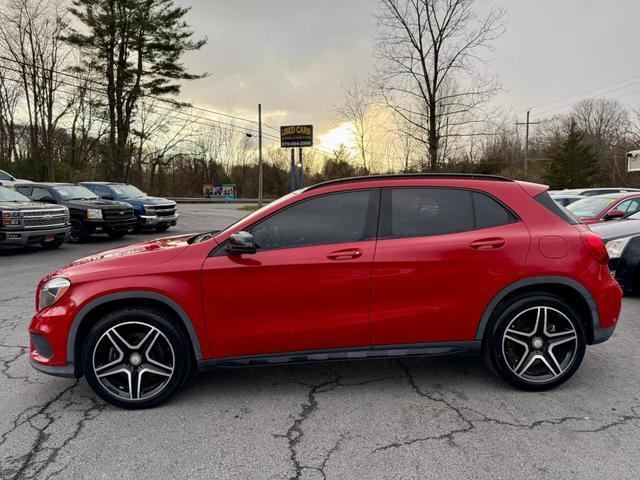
[
  {"left": 92, "top": 321, "right": 175, "bottom": 401},
  {"left": 501, "top": 306, "right": 578, "bottom": 384}
]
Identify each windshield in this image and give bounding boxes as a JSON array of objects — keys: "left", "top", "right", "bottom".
[
  {"left": 111, "top": 184, "right": 146, "bottom": 199},
  {"left": 52, "top": 185, "right": 98, "bottom": 200},
  {"left": 567, "top": 196, "right": 617, "bottom": 218},
  {"left": 0, "top": 186, "right": 30, "bottom": 202},
  {"left": 215, "top": 190, "right": 302, "bottom": 237}
]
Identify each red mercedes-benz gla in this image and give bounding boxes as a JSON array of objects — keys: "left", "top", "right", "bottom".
[{"left": 29, "top": 175, "right": 622, "bottom": 409}]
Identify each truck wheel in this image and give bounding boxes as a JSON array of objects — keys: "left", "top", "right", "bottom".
[
  {"left": 108, "top": 230, "right": 127, "bottom": 239},
  {"left": 69, "top": 220, "right": 88, "bottom": 243}
]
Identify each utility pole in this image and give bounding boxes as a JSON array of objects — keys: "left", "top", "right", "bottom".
[
  {"left": 258, "top": 103, "right": 263, "bottom": 207},
  {"left": 516, "top": 110, "right": 541, "bottom": 178}
]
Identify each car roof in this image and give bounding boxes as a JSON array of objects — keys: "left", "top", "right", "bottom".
[
  {"left": 304, "top": 173, "right": 513, "bottom": 192},
  {"left": 29, "top": 182, "right": 75, "bottom": 187},
  {"left": 79, "top": 181, "right": 124, "bottom": 185},
  {"left": 589, "top": 192, "right": 640, "bottom": 200}
]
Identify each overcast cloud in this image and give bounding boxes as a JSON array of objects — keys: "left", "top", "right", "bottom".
[{"left": 177, "top": 0, "right": 640, "bottom": 135}]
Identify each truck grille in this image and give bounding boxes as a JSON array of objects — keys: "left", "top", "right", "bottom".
[
  {"left": 22, "top": 209, "right": 68, "bottom": 229},
  {"left": 103, "top": 208, "right": 135, "bottom": 221},
  {"left": 150, "top": 204, "right": 177, "bottom": 217}
]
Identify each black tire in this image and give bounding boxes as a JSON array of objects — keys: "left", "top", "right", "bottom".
[
  {"left": 82, "top": 308, "right": 191, "bottom": 409},
  {"left": 107, "top": 230, "right": 127, "bottom": 239},
  {"left": 69, "top": 220, "right": 88, "bottom": 243},
  {"left": 155, "top": 224, "right": 170, "bottom": 233},
  {"left": 40, "top": 239, "right": 64, "bottom": 249},
  {"left": 485, "top": 293, "right": 586, "bottom": 391}
]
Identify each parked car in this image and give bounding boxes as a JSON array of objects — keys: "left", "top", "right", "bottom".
[
  {"left": 16, "top": 183, "right": 136, "bottom": 243},
  {"left": 28, "top": 174, "right": 621, "bottom": 409},
  {"left": 80, "top": 182, "right": 178, "bottom": 233},
  {"left": 0, "top": 185, "right": 69, "bottom": 249},
  {"left": 567, "top": 192, "right": 640, "bottom": 224},
  {"left": 590, "top": 213, "right": 640, "bottom": 294},
  {"left": 559, "top": 187, "right": 640, "bottom": 197},
  {"left": 550, "top": 193, "right": 584, "bottom": 207},
  {"left": 0, "top": 169, "right": 32, "bottom": 187}
]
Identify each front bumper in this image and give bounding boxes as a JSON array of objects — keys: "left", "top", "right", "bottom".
[
  {"left": 85, "top": 217, "right": 136, "bottom": 233},
  {"left": 138, "top": 212, "right": 178, "bottom": 227},
  {"left": 0, "top": 225, "right": 70, "bottom": 247}
]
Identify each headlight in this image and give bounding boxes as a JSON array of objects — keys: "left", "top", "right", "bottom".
[
  {"left": 38, "top": 277, "right": 71, "bottom": 310},
  {"left": 1, "top": 210, "right": 21, "bottom": 227},
  {"left": 606, "top": 237, "right": 633, "bottom": 259},
  {"left": 87, "top": 208, "right": 102, "bottom": 220}
]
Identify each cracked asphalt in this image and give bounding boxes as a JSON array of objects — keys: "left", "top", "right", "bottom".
[{"left": 1, "top": 204, "right": 639, "bottom": 479}]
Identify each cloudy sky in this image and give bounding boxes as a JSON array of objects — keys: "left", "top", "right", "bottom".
[{"left": 177, "top": 0, "right": 640, "bottom": 149}]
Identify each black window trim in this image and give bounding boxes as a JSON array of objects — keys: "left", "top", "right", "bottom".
[
  {"left": 377, "top": 186, "right": 521, "bottom": 241},
  {"left": 210, "top": 188, "right": 381, "bottom": 256}
]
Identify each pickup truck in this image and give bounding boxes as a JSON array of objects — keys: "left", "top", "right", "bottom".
[
  {"left": 80, "top": 182, "right": 178, "bottom": 232},
  {"left": 0, "top": 185, "right": 70, "bottom": 249},
  {"left": 16, "top": 183, "right": 136, "bottom": 243}
]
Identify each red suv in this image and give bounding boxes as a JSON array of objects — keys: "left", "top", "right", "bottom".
[{"left": 29, "top": 175, "right": 622, "bottom": 409}]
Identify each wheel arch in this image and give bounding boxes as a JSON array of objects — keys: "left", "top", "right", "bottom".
[
  {"left": 69, "top": 291, "right": 203, "bottom": 376},
  {"left": 476, "top": 276, "right": 599, "bottom": 345}
]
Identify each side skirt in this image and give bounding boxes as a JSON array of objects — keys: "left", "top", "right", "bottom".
[{"left": 197, "top": 341, "right": 481, "bottom": 371}]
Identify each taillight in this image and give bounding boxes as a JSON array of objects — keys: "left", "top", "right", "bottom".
[{"left": 581, "top": 233, "right": 609, "bottom": 265}]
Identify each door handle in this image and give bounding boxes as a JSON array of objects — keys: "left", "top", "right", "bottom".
[
  {"left": 327, "top": 248, "right": 363, "bottom": 260},
  {"left": 470, "top": 237, "right": 505, "bottom": 250}
]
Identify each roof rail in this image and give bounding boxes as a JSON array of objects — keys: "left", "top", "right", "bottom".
[{"left": 304, "top": 173, "right": 512, "bottom": 191}]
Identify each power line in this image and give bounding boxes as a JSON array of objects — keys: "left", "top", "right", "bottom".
[{"left": 0, "top": 54, "right": 282, "bottom": 133}]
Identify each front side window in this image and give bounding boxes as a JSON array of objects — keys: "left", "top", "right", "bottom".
[
  {"left": 31, "top": 187, "right": 54, "bottom": 202},
  {"left": 250, "top": 190, "right": 374, "bottom": 250},
  {"left": 615, "top": 198, "right": 640, "bottom": 217},
  {"left": 380, "top": 188, "right": 517, "bottom": 239},
  {"left": 0, "top": 170, "right": 13, "bottom": 181}
]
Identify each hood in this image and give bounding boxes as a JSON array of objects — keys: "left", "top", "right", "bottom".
[
  {"left": 129, "top": 196, "right": 176, "bottom": 206},
  {"left": 54, "top": 233, "right": 192, "bottom": 278},
  {"left": 0, "top": 201, "right": 61, "bottom": 210},
  {"left": 589, "top": 219, "right": 640, "bottom": 241},
  {"left": 63, "top": 198, "right": 131, "bottom": 210}
]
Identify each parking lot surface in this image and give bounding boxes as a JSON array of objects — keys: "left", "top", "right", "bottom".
[{"left": 1, "top": 204, "right": 639, "bottom": 479}]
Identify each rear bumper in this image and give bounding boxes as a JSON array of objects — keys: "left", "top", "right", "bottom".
[{"left": 0, "top": 225, "right": 70, "bottom": 247}]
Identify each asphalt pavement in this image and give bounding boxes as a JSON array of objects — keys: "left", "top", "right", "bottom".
[{"left": 1, "top": 204, "right": 639, "bottom": 479}]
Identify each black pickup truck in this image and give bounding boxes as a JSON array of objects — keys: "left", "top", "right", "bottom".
[
  {"left": 16, "top": 183, "right": 136, "bottom": 243},
  {"left": 0, "top": 186, "right": 70, "bottom": 249}
]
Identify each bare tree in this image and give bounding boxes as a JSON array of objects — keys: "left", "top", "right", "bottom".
[
  {"left": 335, "top": 76, "right": 376, "bottom": 172},
  {"left": 0, "top": 0, "right": 70, "bottom": 180},
  {"left": 374, "top": 0, "right": 505, "bottom": 170},
  {"left": 0, "top": 65, "right": 21, "bottom": 168}
]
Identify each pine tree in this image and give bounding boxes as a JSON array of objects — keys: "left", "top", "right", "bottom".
[
  {"left": 544, "top": 119, "right": 600, "bottom": 189},
  {"left": 66, "top": 0, "right": 206, "bottom": 181}
]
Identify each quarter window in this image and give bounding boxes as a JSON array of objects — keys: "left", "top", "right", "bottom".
[
  {"left": 250, "top": 190, "right": 374, "bottom": 250},
  {"left": 473, "top": 192, "right": 517, "bottom": 228}
]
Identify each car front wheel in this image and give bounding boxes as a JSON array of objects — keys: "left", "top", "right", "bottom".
[
  {"left": 82, "top": 308, "right": 191, "bottom": 409},
  {"left": 486, "top": 294, "right": 586, "bottom": 391}
]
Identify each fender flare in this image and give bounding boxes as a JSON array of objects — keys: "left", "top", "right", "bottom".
[
  {"left": 67, "top": 291, "right": 203, "bottom": 367},
  {"left": 475, "top": 276, "right": 600, "bottom": 340}
]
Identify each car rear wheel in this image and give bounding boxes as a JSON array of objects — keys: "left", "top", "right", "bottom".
[
  {"left": 485, "top": 294, "right": 586, "bottom": 391},
  {"left": 82, "top": 309, "right": 191, "bottom": 409}
]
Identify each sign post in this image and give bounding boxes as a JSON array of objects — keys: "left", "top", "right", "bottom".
[{"left": 281, "top": 125, "right": 313, "bottom": 191}]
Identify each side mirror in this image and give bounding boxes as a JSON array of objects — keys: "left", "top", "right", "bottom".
[
  {"left": 227, "top": 231, "right": 257, "bottom": 255},
  {"left": 604, "top": 209, "right": 625, "bottom": 220}
]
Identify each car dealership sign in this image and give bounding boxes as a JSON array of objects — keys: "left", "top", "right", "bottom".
[{"left": 280, "top": 125, "right": 313, "bottom": 148}]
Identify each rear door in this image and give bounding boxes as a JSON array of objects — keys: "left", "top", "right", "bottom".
[{"left": 370, "top": 187, "right": 530, "bottom": 345}]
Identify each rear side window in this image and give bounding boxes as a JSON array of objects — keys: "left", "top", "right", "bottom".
[
  {"left": 535, "top": 192, "right": 580, "bottom": 224},
  {"left": 473, "top": 192, "right": 517, "bottom": 229},
  {"left": 381, "top": 188, "right": 470, "bottom": 238}
]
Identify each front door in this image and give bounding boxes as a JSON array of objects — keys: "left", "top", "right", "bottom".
[
  {"left": 202, "top": 189, "right": 379, "bottom": 358},
  {"left": 370, "top": 187, "right": 530, "bottom": 345}
]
